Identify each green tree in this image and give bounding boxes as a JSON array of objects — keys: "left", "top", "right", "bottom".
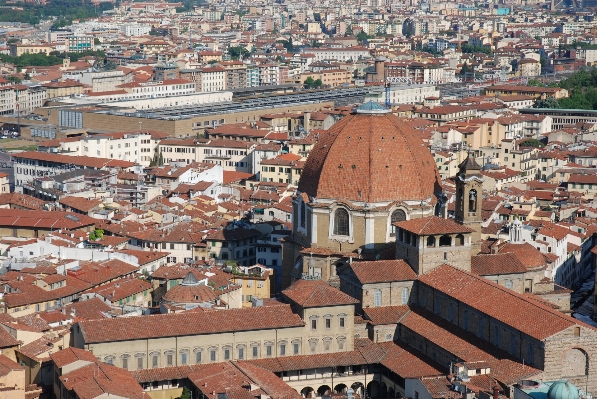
[
  {"left": 180, "top": 387, "right": 192, "bottom": 399},
  {"left": 158, "top": 151, "right": 164, "bottom": 166},
  {"left": 527, "top": 79, "right": 544, "bottom": 87},
  {"left": 533, "top": 97, "right": 560, "bottom": 109},
  {"left": 461, "top": 44, "right": 491, "bottom": 55},
  {"left": 356, "top": 31, "right": 369, "bottom": 43},
  {"left": 304, "top": 76, "right": 315, "bottom": 88},
  {"left": 314, "top": 78, "right": 322, "bottom": 88},
  {"left": 519, "top": 139, "right": 544, "bottom": 148},
  {"left": 228, "top": 46, "right": 249, "bottom": 60},
  {"left": 94, "top": 38, "right": 101, "bottom": 45},
  {"left": 6, "top": 76, "right": 21, "bottom": 84}
]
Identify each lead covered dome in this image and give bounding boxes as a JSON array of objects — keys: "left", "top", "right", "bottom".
[
  {"left": 298, "top": 101, "right": 442, "bottom": 203},
  {"left": 547, "top": 381, "right": 579, "bottom": 399}
]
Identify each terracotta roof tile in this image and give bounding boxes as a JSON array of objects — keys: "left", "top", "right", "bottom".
[
  {"left": 78, "top": 305, "right": 304, "bottom": 343},
  {"left": 298, "top": 112, "right": 442, "bottom": 203},
  {"left": 418, "top": 265, "right": 586, "bottom": 340},
  {"left": 395, "top": 216, "right": 475, "bottom": 235},
  {"left": 350, "top": 259, "right": 417, "bottom": 284},
  {"left": 471, "top": 253, "right": 527, "bottom": 275},
  {"left": 282, "top": 279, "right": 359, "bottom": 308}
]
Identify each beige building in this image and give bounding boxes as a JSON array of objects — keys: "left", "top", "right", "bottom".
[
  {"left": 282, "top": 102, "right": 442, "bottom": 289},
  {"left": 58, "top": 132, "right": 158, "bottom": 166},
  {"left": 0, "top": 355, "right": 26, "bottom": 399},
  {"left": 9, "top": 44, "right": 53, "bottom": 57},
  {"left": 229, "top": 264, "right": 275, "bottom": 307},
  {"left": 74, "top": 284, "right": 357, "bottom": 370},
  {"left": 42, "top": 81, "right": 85, "bottom": 99}
]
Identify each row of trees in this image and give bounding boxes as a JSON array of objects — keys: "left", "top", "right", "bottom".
[
  {"left": 0, "top": 0, "right": 115, "bottom": 26},
  {"left": 304, "top": 77, "right": 322, "bottom": 89},
  {"left": 0, "top": 50, "right": 106, "bottom": 70},
  {"left": 532, "top": 67, "right": 597, "bottom": 110}
]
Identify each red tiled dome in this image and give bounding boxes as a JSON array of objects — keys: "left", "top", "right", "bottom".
[
  {"left": 162, "top": 284, "right": 218, "bottom": 304},
  {"left": 298, "top": 108, "right": 442, "bottom": 203}
]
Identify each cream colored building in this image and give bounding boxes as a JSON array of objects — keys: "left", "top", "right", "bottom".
[
  {"left": 59, "top": 132, "right": 157, "bottom": 166},
  {"left": 0, "top": 355, "right": 26, "bottom": 399},
  {"left": 74, "top": 283, "right": 357, "bottom": 370},
  {"left": 9, "top": 44, "right": 53, "bottom": 57},
  {"left": 80, "top": 70, "right": 125, "bottom": 93},
  {"left": 229, "top": 264, "right": 274, "bottom": 306}
]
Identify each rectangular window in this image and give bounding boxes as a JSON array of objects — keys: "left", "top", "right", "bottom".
[
  {"left": 279, "top": 344, "right": 286, "bottom": 356},
  {"left": 224, "top": 349, "right": 230, "bottom": 360},
  {"left": 210, "top": 350, "right": 216, "bottom": 362},
  {"left": 252, "top": 346, "right": 258, "bottom": 358},
  {"left": 137, "top": 357, "right": 143, "bottom": 370},
  {"left": 167, "top": 354, "right": 173, "bottom": 366},
  {"left": 122, "top": 358, "right": 128, "bottom": 369},
  {"left": 374, "top": 289, "right": 382, "bottom": 307},
  {"left": 181, "top": 353, "right": 187, "bottom": 365},
  {"left": 294, "top": 343, "right": 299, "bottom": 355},
  {"left": 325, "top": 319, "right": 331, "bottom": 329},
  {"left": 266, "top": 345, "right": 272, "bottom": 357},
  {"left": 402, "top": 287, "right": 409, "bottom": 305},
  {"left": 152, "top": 356, "right": 158, "bottom": 368},
  {"left": 339, "top": 317, "right": 345, "bottom": 328},
  {"left": 311, "top": 319, "right": 317, "bottom": 329},
  {"left": 238, "top": 348, "right": 244, "bottom": 360},
  {"left": 196, "top": 352, "right": 202, "bottom": 363}
]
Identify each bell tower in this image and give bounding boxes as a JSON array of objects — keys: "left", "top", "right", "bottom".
[{"left": 454, "top": 153, "right": 483, "bottom": 250}]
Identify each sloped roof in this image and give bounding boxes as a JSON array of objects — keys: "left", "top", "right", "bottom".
[{"left": 282, "top": 279, "right": 358, "bottom": 308}]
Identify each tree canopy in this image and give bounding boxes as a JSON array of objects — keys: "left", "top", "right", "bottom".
[
  {"left": 519, "top": 139, "right": 545, "bottom": 148},
  {"left": 228, "top": 46, "right": 249, "bottom": 60}
]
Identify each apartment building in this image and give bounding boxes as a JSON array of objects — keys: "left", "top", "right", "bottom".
[
  {"left": 12, "top": 151, "right": 134, "bottom": 187},
  {"left": 42, "top": 81, "right": 85, "bottom": 99},
  {"left": 158, "top": 138, "right": 254, "bottom": 172},
  {"left": 286, "top": 69, "right": 352, "bottom": 88},
  {"left": 219, "top": 61, "right": 248, "bottom": 89},
  {"left": 116, "top": 79, "right": 196, "bottom": 98},
  {"left": 258, "top": 64, "right": 280, "bottom": 85},
  {"left": 260, "top": 155, "right": 303, "bottom": 185},
  {"left": 57, "top": 132, "right": 158, "bottom": 166},
  {"left": 65, "top": 36, "right": 94, "bottom": 53},
  {"left": 307, "top": 46, "right": 370, "bottom": 62},
  {"left": 9, "top": 44, "right": 53, "bottom": 57},
  {"left": 80, "top": 70, "right": 125, "bottom": 93}
]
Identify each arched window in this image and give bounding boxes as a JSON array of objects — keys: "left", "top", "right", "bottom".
[
  {"left": 427, "top": 236, "right": 436, "bottom": 247},
  {"left": 334, "top": 208, "right": 349, "bottom": 236},
  {"left": 458, "top": 188, "right": 464, "bottom": 211},
  {"left": 439, "top": 235, "right": 451, "bottom": 247},
  {"left": 390, "top": 209, "right": 406, "bottom": 236},
  {"left": 300, "top": 201, "right": 306, "bottom": 228},
  {"left": 469, "top": 189, "right": 477, "bottom": 212},
  {"left": 456, "top": 234, "right": 465, "bottom": 246}
]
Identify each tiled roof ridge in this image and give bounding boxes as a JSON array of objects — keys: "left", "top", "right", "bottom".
[
  {"left": 429, "top": 264, "right": 590, "bottom": 331},
  {"left": 388, "top": 114, "right": 425, "bottom": 199}
]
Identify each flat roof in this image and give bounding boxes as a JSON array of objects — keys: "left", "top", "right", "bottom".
[
  {"left": 520, "top": 108, "right": 597, "bottom": 115},
  {"left": 94, "top": 88, "right": 369, "bottom": 121}
]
